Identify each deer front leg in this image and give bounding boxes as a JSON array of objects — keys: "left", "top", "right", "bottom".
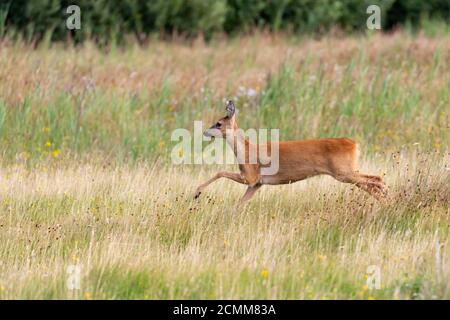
[
  {"left": 237, "top": 184, "right": 262, "bottom": 208},
  {"left": 194, "top": 171, "right": 246, "bottom": 199}
]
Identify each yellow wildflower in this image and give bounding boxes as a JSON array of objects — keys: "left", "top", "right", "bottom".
[
  {"left": 260, "top": 269, "right": 269, "bottom": 279},
  {"left": 84, "top": 292, "right": 92, "bottom": 300},
  {"left": 52, "top": 149, "right": 61, "bottom": 158}
]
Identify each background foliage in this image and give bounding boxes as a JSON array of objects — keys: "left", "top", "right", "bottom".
[
  {"left": 0, "top": 2, "right": 449, "bottom": 301},
  {"left": 0, "top": 33, "right": 448, "bottom": 165},
  {"left": 0, "top": 0, "right": 449, "bottom": 43}
]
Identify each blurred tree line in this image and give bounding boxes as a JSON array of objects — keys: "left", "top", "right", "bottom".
[{"left": 0, "top": 0, "right": 449, "bottom": 43}]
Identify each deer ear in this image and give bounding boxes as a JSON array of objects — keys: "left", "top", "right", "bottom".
[{"left": 225, "top": 100, "right": 235, "bottom": 118}]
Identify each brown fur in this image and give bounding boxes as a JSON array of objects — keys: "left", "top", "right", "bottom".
[{"left": 196, "top": 102, "right": 387, "bottom": 206}]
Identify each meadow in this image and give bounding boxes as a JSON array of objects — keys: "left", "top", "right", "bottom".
[{"left": 0, "top": 31, "right": 448, "bottom": 299}]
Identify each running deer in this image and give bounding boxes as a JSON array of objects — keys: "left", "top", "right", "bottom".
[{"left": 194, "top": 100, "right": 387, "bottom": 206}]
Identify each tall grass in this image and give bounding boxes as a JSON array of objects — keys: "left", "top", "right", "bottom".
[
  {"left": 0, "top": 150, "right": 448, "bottom": 299},
  {"left": 0, "top": 32, "right": 448, "bottom": 165},
  {"left": 0, "top": 32, "right": 448, "bottom": 299}
]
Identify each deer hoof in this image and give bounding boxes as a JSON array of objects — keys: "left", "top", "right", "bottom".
[{"left": 194, "top": 191, "right": 201, "bottom": 199}]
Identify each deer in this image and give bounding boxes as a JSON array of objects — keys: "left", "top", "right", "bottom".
[{"left": 194, "top": 100, "right": 387, "bottom": 206}]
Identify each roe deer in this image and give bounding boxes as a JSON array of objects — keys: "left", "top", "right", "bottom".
[{"left": 194, "top": 100, "right": 387, "bottom": 206}]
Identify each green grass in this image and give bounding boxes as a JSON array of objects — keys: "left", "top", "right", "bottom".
[
  {"left": 0, "top": 33, "right": 448, "bottom": 299},
  {"left": 0, "top": 32, "right": 448, "bottom": 165}
]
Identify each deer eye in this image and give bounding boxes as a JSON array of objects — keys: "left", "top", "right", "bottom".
[{"left": 215, "top": 122, "right": 222, "bottom": 128}]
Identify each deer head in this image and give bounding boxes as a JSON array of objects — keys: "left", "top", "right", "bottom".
[{"left": 203, "top": 100, "right": 237, "bottom": 138}]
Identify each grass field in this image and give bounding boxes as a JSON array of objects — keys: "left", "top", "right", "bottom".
[{"left": 0, "top": 31, "right": 449, "bottom": 299}]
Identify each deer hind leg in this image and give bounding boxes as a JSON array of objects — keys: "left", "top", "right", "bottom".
[
  {"left": 360, "top": 173, "right": 388, "bottom": 194},
  {"left": 194, "top": 171, "right": 245, "bottom": 199},
  {"left": 359, "top": 173, "right": 383, "bottom": 183},
  {"left": 333, "top": 171, "right": 387, "bottom": 200}
]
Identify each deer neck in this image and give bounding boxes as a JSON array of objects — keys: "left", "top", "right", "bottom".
[{"left": 226, "top": 128, "right": 253, "bottom": 165}]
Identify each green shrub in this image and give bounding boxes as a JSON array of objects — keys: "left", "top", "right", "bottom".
[{"left": 0, "top": 0, "right": 449, "bottom": 43}]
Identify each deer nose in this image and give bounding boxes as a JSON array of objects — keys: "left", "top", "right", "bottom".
[{"left": 203, "top": 129, "right": 212, "bottom": 137}]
